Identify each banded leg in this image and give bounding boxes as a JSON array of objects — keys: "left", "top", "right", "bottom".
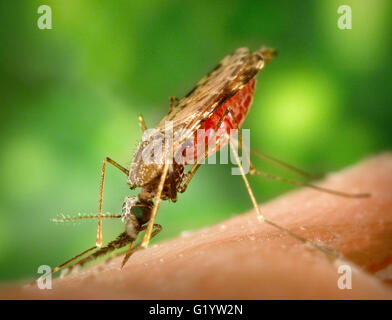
[{"left": 97, "top": 157, "right": 129, "bottom": 247}]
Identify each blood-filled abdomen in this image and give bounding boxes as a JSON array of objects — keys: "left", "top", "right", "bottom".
[{"left": 182, "top": 78, "right": 256, "bottom": 165}]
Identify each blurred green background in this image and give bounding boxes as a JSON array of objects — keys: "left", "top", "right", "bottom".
[{"left": 0, "top": 0, "right": 391, "bottom": 282}]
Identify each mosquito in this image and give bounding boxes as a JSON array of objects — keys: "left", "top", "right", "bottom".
[{"left": 48, "top": 47, "right": 370, "bottom": 277}]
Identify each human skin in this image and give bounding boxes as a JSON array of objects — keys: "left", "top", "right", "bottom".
[{"left": 1, "top": 153, "right": 392, "bottom": 299}]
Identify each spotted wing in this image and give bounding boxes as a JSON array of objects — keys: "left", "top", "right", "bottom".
[{"left": 155, "top": 47, "right": 266, "bottom": 145}]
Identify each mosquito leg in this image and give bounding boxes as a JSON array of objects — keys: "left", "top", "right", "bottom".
[
  {"left": 229, "top": 129, "right": 369, "bottom": 198},
  {"left": 231, "top": 128, "right": 319, "bottom": 180},
  {"left": 223, "top": 107, "right": 316, "bottom": 181},
  {"left": 40, "top": 232, "right": 132, "bottom": 281},
  {"left": 228, "top": 137, "right": 338, "bottom": 259},
  {"left": 236, "top": 143, "right": 319, "bottom": 180},
  {"left": 224, "top": 106, "right": 369, "bottom": 198},
  {"left": 248, "top": 167, "right": 370, "bottom": 198},
  {"left": 144, "top": 223, "right": 163, "bottom": 240},
  {"left": 46, "top": 246, "right": 98, "bottom": 279},
  {"left": 141, "top": 163, "right": 169, "bottom": 249},
  {"left": 168, "top": 166, "right": 178, "bottom": 202},
  {"left": 97, "top": 157, "right": 129, "bottom": 247},
  {"left": 138, "top": 114, "right": 147, "bottom": 132},
  {"left": 67, "top": 232, "right": 132, "bottom": 273},
  {"left": 178, "top": 163, "right": 201, "bottom": 193},
  {"left": 39, "top": 214, "right": 123, "bottom": 281},
  {"left": 47, "top": 227, "right": 162, "bottom": 279},
  {"left": 102, "top": 225, "right": 161, "bottom": 265},
  {"left": 229, "top": 137, "right": 262, "bottom": 221},
  {"left": 222, "top": 108, "right": 314, "bottom": 181}
]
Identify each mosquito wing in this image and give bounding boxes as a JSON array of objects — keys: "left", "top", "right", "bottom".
[{"left": 155, "top": 47, "right": 267, "bottom": 146}]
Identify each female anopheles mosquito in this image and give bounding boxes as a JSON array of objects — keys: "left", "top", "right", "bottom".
[{"left": 48, "top": 47, "right": 370, "bottom": 277}]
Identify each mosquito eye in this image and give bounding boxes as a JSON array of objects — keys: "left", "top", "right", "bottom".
[{"left": 131, "top": 206, "right": 144, "bottom": 219}]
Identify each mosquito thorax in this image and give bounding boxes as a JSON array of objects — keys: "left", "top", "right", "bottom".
[
  {"left": 121, "top": 196, "right": 153, "bottom": 239},
  {"left": 127, "top": 131, "right": 184, "bottom": 188},
  {"left": 127, "top": 132, "right": 167, "bottom": 188},
  {"left": 128, "top": 157, "right": 162, "bottom": 188}
]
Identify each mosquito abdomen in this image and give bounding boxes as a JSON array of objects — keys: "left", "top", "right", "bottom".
[{"left": 182, "top": 78, "right": 256, "bottom": 165}]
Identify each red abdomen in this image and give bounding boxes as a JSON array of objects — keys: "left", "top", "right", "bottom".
[
  {"left": 201, "top": 77, "right": 256, "bottom": 135},
  {"left": 183, "top": 78, "right": 256, "bottom": 164}
]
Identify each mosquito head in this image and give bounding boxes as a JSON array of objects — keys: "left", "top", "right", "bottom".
[{"left": 121, "top": 196, "right": 153, "bottom": 240}]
